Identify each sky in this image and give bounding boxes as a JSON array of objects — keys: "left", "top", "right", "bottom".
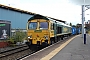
[{"left": 0, "top": 0, "right": 90, "bottom": 25}]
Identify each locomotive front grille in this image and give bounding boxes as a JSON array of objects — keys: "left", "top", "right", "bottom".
[
  {"left": 32, "top": 32, "right": 49, "bottom": 44},
  {"left": 27, "top": 30, "right": 49, "bottom": 44}
]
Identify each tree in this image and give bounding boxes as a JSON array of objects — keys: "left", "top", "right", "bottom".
[
  {"left": 72, "top": 25, "right": 76, "bottom": 27},
  {"left": 69, "top": 22, "right": 72, "bottom": 26}
]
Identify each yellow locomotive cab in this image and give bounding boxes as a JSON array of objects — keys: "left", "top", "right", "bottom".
[{"left": 27, "top": 19, "right": 50, "bottom": 45}]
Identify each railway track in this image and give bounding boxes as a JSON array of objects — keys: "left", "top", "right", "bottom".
[
  {"left": 0, "top": 44, "right": 29, "bottom": 58},
  {"left": 0, "top": 35, "right": 75, "bottom": 60},
  {"left": 16, "top": 35, "right": 74, "bottom": 60}
]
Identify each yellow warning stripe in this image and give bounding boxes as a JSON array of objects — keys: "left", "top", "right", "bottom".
[{"left": 40, "top": 35, "right": 79, "bottom": 60}]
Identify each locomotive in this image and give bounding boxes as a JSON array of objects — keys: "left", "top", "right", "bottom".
[{"left": 26, "top": 14, "right": 72, "bottom": 47}]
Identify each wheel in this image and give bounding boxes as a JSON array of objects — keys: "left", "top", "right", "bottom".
[
  {"left": 61, "top": 37, "right": 63, "bottom": 40},
  {"left": 57, "top": 37, "right": 60, "bottom": 41},
  {"left": 50, "top": 40, "right": 54, "bottom": 45}
]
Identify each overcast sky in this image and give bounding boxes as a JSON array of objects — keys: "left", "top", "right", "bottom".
[{"left": 0, "top": 0, "right": 90, "bottom": 25}]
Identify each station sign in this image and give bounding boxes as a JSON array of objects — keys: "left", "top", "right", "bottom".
[{"left": 0, "top": 20, "right": 11, "bottom": 40}]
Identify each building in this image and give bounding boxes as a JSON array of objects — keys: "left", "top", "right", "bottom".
[
  {"left": 0, "top": 4, "right": 67, "bottom": 33},
  {"left": 0, "top": 4, "right": 66, "bottom": 29},
  {"left": 85, "top": 20, "right": 90, "bottom": 30},
  {"left": 88, "top": 20, "right": 90, "bottom": 24},
  {"left": 0, "top": 4, "right": 36, "bottom": 29}
]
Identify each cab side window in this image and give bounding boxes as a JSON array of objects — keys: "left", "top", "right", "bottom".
[{"left": 51, "top": 23, "right": 54, "bottom": 30}]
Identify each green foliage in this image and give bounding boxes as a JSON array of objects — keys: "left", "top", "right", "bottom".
[
  {"left": 7, "top": 29, "right": 27, "bottom": 43},
  {"left": 4, "top": 29, "right": 27, "bottom": 46},
  {"left": 14, "top": 30, "right": 27, "bottom": 42},
  {"left": 9, "top": 37, "right": 15, "bottom": 43},
  {"left": 69, "top": 22, "right": 72, "bottom": 26},
  {"left": 72, "top": 25, "right": 76, "bottom": 27},
  {"left": 6, "top": 36, "right": 16, "bottom": 44}
]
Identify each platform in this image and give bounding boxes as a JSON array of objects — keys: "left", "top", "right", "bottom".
[{"left": 41, "top": 34, "right": 90, "bottom": 60}]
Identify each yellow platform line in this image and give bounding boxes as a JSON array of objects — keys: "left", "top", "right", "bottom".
[{"left": 40, "top": 35, "right": 79, "bottom": 60}]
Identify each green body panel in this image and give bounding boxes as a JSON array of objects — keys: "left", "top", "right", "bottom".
[
  {"left": 54, "top": 23, "right": 57, "bottom": 36},
  {"left": 53, "top": 22, "right": 71, "bottom": 37},
  {"left": 62, "top": 26, "right": 71, "bottom": 33},
  {"left": 34, "top": 30, "right": 42, "bottom": 32}
]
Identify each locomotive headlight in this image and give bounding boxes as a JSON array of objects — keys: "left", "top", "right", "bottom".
[
  {"left": 28, "top": 37, "right": 30, "bottom": 39},
  {"left": 44, "top": 36, "right": 48, "bottom": 40},
  {"left": 28, "top": 35, "right": 32, "bottom": 39},
  {"left": 46, "top": 37, "right": 48, "bottom": 40},
  {"left": 28, "top": 37, "right": 30, "bottom": 38}
]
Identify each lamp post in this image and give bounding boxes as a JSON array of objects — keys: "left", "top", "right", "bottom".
[
  {"left": 82, "top": 4, "right": 90, "bottom": 44},
  {"left": 68, "top": 0, "right": 90, "bottom": 44},
  {"left": 82, "top": 5, "right": 85, "bottom": 38},
  {"left": 82, "top": 5, "right": 86, "bottom": 44}
]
